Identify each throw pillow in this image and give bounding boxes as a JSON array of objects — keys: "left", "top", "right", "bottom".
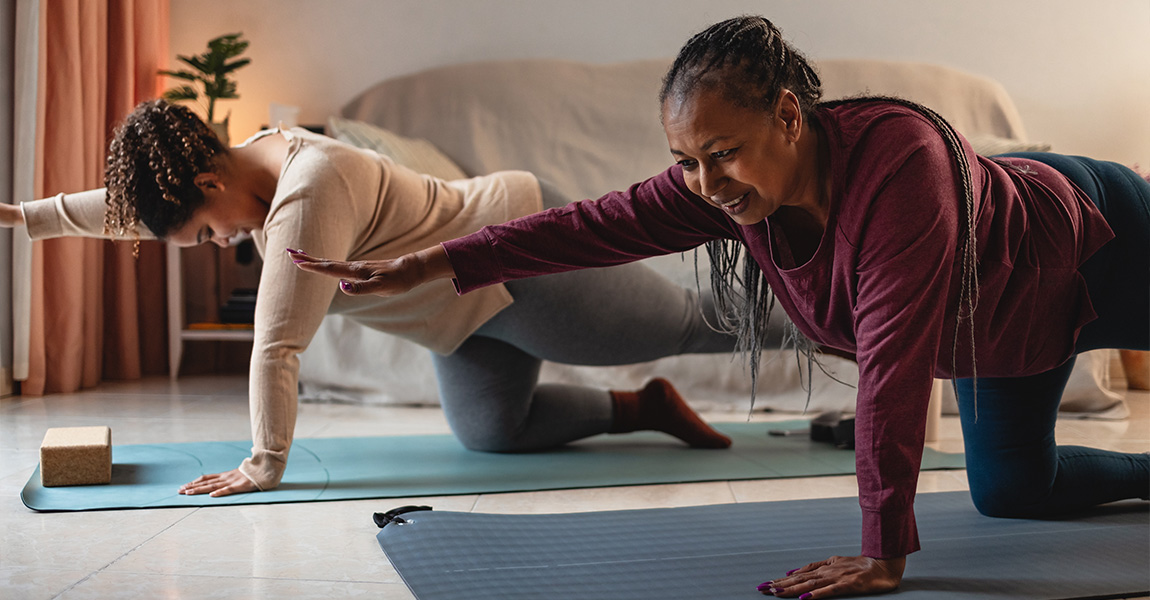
[{"left": 325, "top": 116, "right": 469, "bottom": 181}]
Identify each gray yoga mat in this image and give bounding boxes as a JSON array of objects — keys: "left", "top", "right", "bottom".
[
  {"left": 375, "top": 491, "right": 1150, "bottom": 600},
  {"left": 22, "top": 420, "right": 965, "bottom": 512}
]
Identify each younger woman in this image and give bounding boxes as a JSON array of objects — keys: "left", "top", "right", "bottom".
[{"left": 1, "top": 99, "right": 755, "bottom": 499}]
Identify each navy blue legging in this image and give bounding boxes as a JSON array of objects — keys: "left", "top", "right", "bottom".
[{"left": 957, "top": 153, "right": 1150, "bottom": 518}]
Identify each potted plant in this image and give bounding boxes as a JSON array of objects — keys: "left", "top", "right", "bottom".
[{"left": 159, "top": 32, "right": 251, "bottom": 145}]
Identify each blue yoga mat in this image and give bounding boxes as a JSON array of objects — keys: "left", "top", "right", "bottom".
[
  {"left": 375, "top": 491, "right": 1150, "bottom": 600},
  {"left": 22, "top": 421, "right": 964, "bottom": 511}
]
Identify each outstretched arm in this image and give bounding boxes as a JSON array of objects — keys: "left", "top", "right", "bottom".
[{"left": 289, "top": 245, "right": 455, "bottom": 297}]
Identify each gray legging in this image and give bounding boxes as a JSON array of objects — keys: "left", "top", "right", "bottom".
[{"left": 432, "top": 178, "right": 781, "bottom": 452}]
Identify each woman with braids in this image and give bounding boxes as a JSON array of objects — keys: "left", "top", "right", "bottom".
[
  {"left": 295, "top": 14, "right": 1150, "bottom": 599},
  {"left": 0, "top": 98, "right": 755, "bottom": 498}
]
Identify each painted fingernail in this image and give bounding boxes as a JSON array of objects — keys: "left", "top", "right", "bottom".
[
  {"left": 786, "top": 568, "right": 799, "bottom": 575},
  {"left": 800, "top": 594, "right": 812, "bottom": 600},
  {"left": 757, "top": 582, "right": 773, "bottom": 591},
  {"left": 340, "top": 281, "right": 351, "bottom": 291}
]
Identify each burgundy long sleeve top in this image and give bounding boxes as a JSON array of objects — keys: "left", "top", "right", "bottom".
[{"left": 442, "top": 102, "right": 1114, "bottom": 558}]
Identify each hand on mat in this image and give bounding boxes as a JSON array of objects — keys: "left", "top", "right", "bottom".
[
  {"left": 758, "top": 555, "right": 905, "bottom": 598},
  {"left": 288, "top": 246, "right": 454, "bottom": 297},
  {"left": 179, "top": 469, "right": 259, "bottom": 497}
]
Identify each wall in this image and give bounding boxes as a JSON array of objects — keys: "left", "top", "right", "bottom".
[{"left": 169, "top": 0, "right": 1149, "bottom": 170}]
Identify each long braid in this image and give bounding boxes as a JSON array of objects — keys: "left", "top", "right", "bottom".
[
  {"left": 104, "top": 99, "right": 225, "bottom": 251},
  {"left": 661, "top": 15, "right": 980, "bottom": 412}
]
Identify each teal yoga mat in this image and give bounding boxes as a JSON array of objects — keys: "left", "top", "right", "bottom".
[{"left": 21, "top": 421, "right": 965, "bottom": 511}]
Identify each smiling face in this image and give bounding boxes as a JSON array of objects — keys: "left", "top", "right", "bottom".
[
  {"left": 662, "top": 86, "right": 816, "bottom": 226},
  {"left": 165, "top": 173, "right": 269, "bottom": 247}
]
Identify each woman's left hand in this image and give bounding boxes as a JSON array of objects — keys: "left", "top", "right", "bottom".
[
  {"left": 758, "top": 555, "right": 905, "bottom": 598},
  {"left": 179, "top": 469, "right": 259, "bottom": 497},
  {"left": 288, "top": 246, "right": 454, "bottom": 297}
]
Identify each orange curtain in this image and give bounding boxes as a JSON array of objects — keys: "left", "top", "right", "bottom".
[{"left": 24, "top": 0, "right": 170, "bottom": 395}]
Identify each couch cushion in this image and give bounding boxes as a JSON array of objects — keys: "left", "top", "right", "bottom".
[{"left": 325, "top": 116, "right": 468, "bottom": 181}]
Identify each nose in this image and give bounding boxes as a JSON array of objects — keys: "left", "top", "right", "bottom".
[{"left": 697, "top": 163, "right": 725, "bottom": 198}]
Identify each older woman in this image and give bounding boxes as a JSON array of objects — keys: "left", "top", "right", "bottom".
[
  {"left": 0, "top": 99, "right": 751, "bottom": 500},
  {"left": 295, "top": 15, "right": 1149, "bottom": 599}
]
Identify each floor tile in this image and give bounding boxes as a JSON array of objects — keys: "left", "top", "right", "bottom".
[{"left": 472, "top": 481, "right": 736, "bottom": 514}]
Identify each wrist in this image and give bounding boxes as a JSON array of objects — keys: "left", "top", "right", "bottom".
[
  {"left": 402, "top": 245, "right": 455, "bottom": 287},
  {"left": 2, "top": 203, "right": 25, "bottom": 227}
]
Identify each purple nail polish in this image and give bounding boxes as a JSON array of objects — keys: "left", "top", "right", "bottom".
[
  {"left": 757, "top": 582, "right": 773, "bottom": 591},
  {"left": 786, "top": 568, "right": 799, "bottom": 576},
  {"left": 292, "top": 260, "right": 303, "bottom": 264},
  {"left": 340, "top": 281, "right": 351, "bottom": 291},
  {"left": 800, "top": 594, "right": 812, "bottom": 600}
]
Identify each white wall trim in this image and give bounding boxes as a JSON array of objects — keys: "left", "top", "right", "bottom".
[{"left": 11, "top": 0, "right": 39, "bottom": 381}]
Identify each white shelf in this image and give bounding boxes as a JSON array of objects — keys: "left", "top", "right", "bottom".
[
  {"left": 166, "top": 242, "right": 255, "bottom": 378},
  {"left": 181, "top": 329, "right": 255, "bottom": 342}
]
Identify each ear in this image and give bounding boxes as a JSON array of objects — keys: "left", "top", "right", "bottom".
[
  {"left": 193, "top": 172, "right": 223, "bottom": 192},
  {"left": 774, "top": 89, "right": 803, "bottom": 141}
]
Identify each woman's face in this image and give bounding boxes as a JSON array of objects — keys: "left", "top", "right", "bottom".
[
  {"left": 165, "top": 173, "right": 269, "bottom": 247},
  {"left": 662, "top": 87, "right": 809, "bottom": 226}
]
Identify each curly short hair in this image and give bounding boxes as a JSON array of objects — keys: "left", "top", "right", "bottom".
[{"left": 103, "top": 99, "right": 226, "bottom": 241}]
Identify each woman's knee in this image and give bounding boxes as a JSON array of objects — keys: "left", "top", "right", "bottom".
[
  {"left": 967, "top": 473, "right": 1052, "bottom": 518},
  {"left": 451, "top": 424, "right": 526, "bottom": 453}
]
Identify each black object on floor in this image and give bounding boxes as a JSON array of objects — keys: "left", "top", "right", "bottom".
[
  {"left": 375, "top": 491, "right": 1149, "bottom": 600},
  {"left": 809, "top": 410, "right": 856, "bottom": 449}
]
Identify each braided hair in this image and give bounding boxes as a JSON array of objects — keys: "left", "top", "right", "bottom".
[
  {"left": 661, "top": 15, "right": 980, "bottom": 409},
  {"left": 104, "top": 99, "right": 226, "bottom": 246}
]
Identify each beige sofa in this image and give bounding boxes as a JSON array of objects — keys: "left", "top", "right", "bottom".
[{"left": 297, "top": 58, "right": 1125, "bottom": 419}]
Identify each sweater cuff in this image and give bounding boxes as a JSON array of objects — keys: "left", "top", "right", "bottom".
[
  {"left": 21, "top": 196, "right": 66, "bottom": 240},
  {"left": 239, "top": 451, "right": 287, "bottom": 491},
  {"left": 441, "top": 231, "right": 503, "bottom": 295},
  {"left": 861, "top": 506, "right": 921, "bottom": 559}
]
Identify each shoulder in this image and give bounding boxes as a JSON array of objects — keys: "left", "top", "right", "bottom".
[
  {"left": 821, "top": 101, "right": 965, "bottom": 250},
  {"left": 276, "top": 129, "right": 385, "bottom": 198},
  {"left": 819, "top": 100, "right": 952, "bottom": 167}
]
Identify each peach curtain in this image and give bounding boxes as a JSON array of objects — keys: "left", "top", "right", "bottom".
[{"left": 24, "top": 0, "right": 169, "bottom": 395}]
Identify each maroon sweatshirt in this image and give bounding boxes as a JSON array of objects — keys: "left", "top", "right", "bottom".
[{"left": 442, "top": 102, "right": 1113, "bottom": 558}]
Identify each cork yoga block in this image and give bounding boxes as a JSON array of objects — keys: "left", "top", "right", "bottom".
[{"left": 39, "top": 426, "right": 112, "bottom": 487}]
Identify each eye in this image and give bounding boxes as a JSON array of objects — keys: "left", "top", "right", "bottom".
[
  {"left": 676, "top": 158, "right": 698, "bottom": 171},
  {"left": 711, "top": 147, "right": 737, "bottom": 160}
]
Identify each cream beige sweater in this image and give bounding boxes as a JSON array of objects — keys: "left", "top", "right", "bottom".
[{"left": 21, "top": 128, "right": 542, "bottom": 489}]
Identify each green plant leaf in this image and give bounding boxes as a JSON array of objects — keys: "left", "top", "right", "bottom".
[
  {"left": 177, "top": 54, "right": 209, "bottom": 73},
  {"left": 220, "top": 58, "right": 251, "bottom": 74},
  {"left": 158, "top": 69, "right": 202, "bottom": 82},
  {"left": 160, "top": 31, "right": 250, "bottom": 105},
  {"left": 161, "top": 86, "right": 199, "bottom": 102}
]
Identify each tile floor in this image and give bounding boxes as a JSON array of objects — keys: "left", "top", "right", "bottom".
[{"left": 1, "top": 375, "right": 1147, "bottom": 599}]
